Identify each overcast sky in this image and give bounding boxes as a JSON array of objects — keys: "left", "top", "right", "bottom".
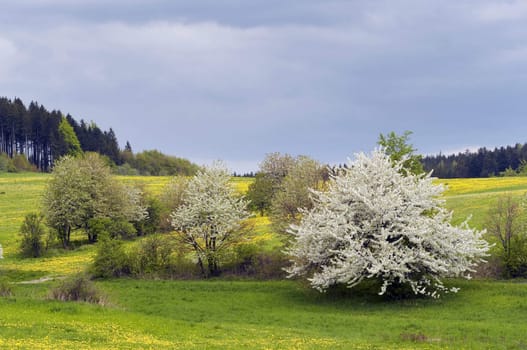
[{"left": 1, "top": 1, "right": 527, "bottom": 172}]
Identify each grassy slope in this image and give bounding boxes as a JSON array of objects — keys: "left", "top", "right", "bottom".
[
  {"left": 2, "top": 173, "right": 527, "bottom": 349},
  {"left": 441, "top": 177, "right": 527, "bottom": 228},
  {"left": 2, "top": 279, "right": 526, "bottom": 349}
]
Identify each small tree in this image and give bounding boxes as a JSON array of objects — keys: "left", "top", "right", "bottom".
[
  {"left": 378, "top": 130, "right": 424, "bottom": 175},
  {"left": 259, "top": 152, "right": 296, "bottom": 183},
  {"left": 246, "top": 172, "right": 275, "bottom": 216},
  {"left": 57, "top": 116, "right": 82, "bottom": 157},
  {"left": 170, "top": 163, "right": 250, "bottom": 277},
  {"left": 270, "top": 156, "right": 326, "bottom": 235},
  {"left": 42, "top": 153, "right": 147, "bottom": 247},
  {"left": 286, "top": 149, "right": 489, "bottom": 298},
  {"left": 245, "top": 152, "right": 296, "bottom": 217},
  {"left": 19, "top": 213, "right": 48, "bottom": 258},
  {"left": 486, "top": 194, "right": 527, "bottom": 277}
]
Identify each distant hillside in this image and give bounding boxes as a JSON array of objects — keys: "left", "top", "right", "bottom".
[
  {"left": 0, "top": 97, "right": 121, "bottom": 171},
  {"left": 0, "top": 97, "right": 199, "bottom": 176},
  {"left": 422, "top": 143, "right": 527, "bottom": 178}
]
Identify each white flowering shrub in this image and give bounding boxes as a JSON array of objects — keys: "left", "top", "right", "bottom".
[
  {"left": 286, "top": 149, "right": 490, "bottom": 298},
  {"left": 171, "top": 162, "right": 250, "bottom": 277},
  {"left": 0, "top": 244, "right": 3, "bottom": 259}
]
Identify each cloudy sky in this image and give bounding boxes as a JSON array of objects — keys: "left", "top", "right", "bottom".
[{"left": 1, "top": 1, "right": 527, "bottom": 172}]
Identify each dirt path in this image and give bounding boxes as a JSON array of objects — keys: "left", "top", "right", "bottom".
[{"left": 17, "top": 276, "right": 63, "bottom": 284}]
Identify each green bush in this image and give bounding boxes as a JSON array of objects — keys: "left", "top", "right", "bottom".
[
  {"left": 503, "top": 235, "right": 527, "bottom": 278},
  {"left": 129, "top": 235, "right": 201, "bottom": 278},
  {"left": 131, "top": 235, "right": 175, "bottom": 276},
  {"left": 0, "top": 277, "right": 13, "bottom": 297},
  {"left": 48, "top": 274, "right": 107, "bottom": 304},
  {"left": 87, "top": 218, "right": 136, "bottom": 242},
  {"left": 134, "top": 197, "right": 162, "bottom": 236},
  {"left": 0, "top": 153, "right": 12, "bottom": 172},
  {"left": 222, "top": 243, "right": 287, "bottom": 279},
  {"left": 19, "top": 213, "right": 48, "bottom": 258},
  {"left": 92, "top": 237, "right": 130, "bottom": 278},
  {"left": 12, "top": 154, "right": 37, "bottom": 172}
]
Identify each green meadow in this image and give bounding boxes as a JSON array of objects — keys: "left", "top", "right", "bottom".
[{"left": 1, "top": 173, "right": 527, "bottom": 349}]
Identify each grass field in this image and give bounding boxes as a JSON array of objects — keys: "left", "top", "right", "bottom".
[
  {"left": 2, "top": 173, "right": 527, "bottom": 349},
  {"left": 440, "top": 177, "right": 527, "bottom": 228}
]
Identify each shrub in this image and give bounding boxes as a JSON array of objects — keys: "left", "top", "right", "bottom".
[
  {"left": 48, "top": 274, "right": 107, "bottom": 304},
  {"left": 12, "top": 154, "right": 37, "bottom": 172},
  {"left": 131, "top": 235, "right": 175, "bottom": 277},
  {"left": 0, "top": 277, "right": 13, "bottom": 297},
  {"left": 19, "top": 213, "right": 48, "bottom": 258},
  {"left": 486, "top": 194, "right": 527, "bottom": 278},
  {"left": 92, "top": 237, "right": 130, "bottom": 278},
  {"left": 222, "top": 243, "right": 287, "bottom": 279},
  {"left": 504, "top": 235, "right": 527, "bottom": 278},
  {"left": 87, "top": 218, "right": 136, "bottom": 242},
  {"left": 134, "top": 197, "right": 162, "bottom": 236},
  {"left": 0, "top": 153, "right": 13, "bottom": 172}
]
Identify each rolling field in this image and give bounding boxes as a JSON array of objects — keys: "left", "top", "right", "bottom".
[
  {"left": 441, "top": 177, "right": 527, "bottom": 228},
  {"left": 1, "top": 173, "right": 527, "bottom": 349}
]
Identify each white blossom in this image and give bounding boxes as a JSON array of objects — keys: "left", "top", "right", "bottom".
[
  {"left": 286, "top": 149, "right": 490, "bottom": 298},
  {"left": 170, "top": 162, "right": 250, "bottom": 276},
  {"left": 0, "top": 244, "right": 3, "bottom": 259}
]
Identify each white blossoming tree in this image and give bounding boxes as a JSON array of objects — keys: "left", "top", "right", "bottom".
[
  {"left": 286, "top": 149, "right": 490, "bottom": 298},
  {"left": 171, "top": 163, "right": 250, "bottom": 277},
  {"left": 0, "top": 244, "right": 3, "bottom": 259}
]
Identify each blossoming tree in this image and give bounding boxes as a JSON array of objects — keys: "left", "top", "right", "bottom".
[
  {"left": 286, "top": 149, "right": 490, "bottom": 298},
  {"left": 171, "top": 163, "right": 250, "bottom": 277}
]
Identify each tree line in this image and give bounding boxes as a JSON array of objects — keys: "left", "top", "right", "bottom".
[
  {"left": 422, "top": 143, "right": 527, "bottom": 178},
  {"left": 0, "top": 97, "right": 120, "bottom": 171},
  {"left": 0, "top": 97, "right": 200, "bottom": 176}
]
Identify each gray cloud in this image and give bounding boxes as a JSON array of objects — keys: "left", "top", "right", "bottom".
[{"left": 1, "top": 1, "right": 527, "bottom": 172}]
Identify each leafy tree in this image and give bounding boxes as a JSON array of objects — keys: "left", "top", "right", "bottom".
[
  {"left": 42, "top": 153, "right": 147, "bottom": 247},
  {"left": 245, "top": 152, "right": 295, "bottom": 217},
  {"left": 246, "top": 172, "right": 275, "bottom": 216},
  {"left": 170, "top": 163, "right": 250, "bottom": 277},
  {"left": 57, "top": 117, "right": 82, "bottom": 157},
  {"left": 286, "top": 149, "right": 489, "bottom": 298},
  {"left": 270, "top": 156, "right": 327, "bottom": 235},
  {"left": 259, "top": 152, "right": 296, "bottom": 183},
  {"left": 378, "top": 131, "right": 424, "bottom": 175}
]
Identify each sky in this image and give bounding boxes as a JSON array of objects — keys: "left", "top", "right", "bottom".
[{"left": 1, "top": 0, "right": 527, "bottom": 173}]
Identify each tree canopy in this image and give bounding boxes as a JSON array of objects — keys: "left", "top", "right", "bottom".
[{"left": 378, "top": 130, "right": 424, "bottom": 175}]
